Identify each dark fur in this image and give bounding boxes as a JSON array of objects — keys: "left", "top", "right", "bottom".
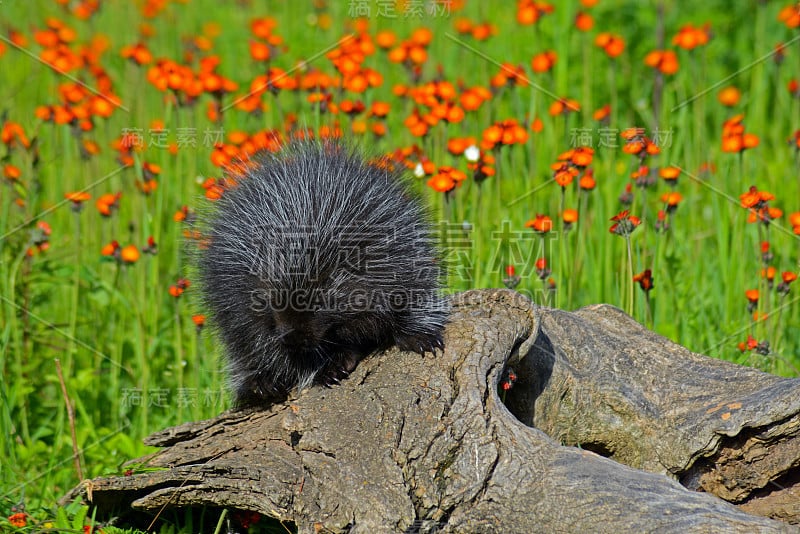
[{"left": 196, "top": 139, "right": 448, "bottom": 404}]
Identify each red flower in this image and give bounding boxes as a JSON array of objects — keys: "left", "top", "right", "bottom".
[
  {"left": 778, "top": 272, "right": 798, "bottom": 296},
  {"left": 672, "top": 23, "right": 712, "bottom": 51},
  {"left": 169, "top": 278, "right": 191, "bottom": 298},
  {"left": 722, "top": 115, "right": 759, "bottom": 153},
  {"left": 525, "top": 214, "right": 553, "bottom": 234},
  {"left": 595, "top": 33, "right": 625, "bottom": 58},
  {"left": 609, "top": 210, "right": 641, "bottom": 236},
  {"left": 534, "top": 258, "right": 550, "bottom": 280},
  {"left": 96, "top": 192, "right": 121, "bottom": 217},
  {"left": 8, "top": 512, "right": 27, "bottom": 528},
  {"left": 427, "top": 166, "right": 466, "bottom": 194},
  {"left": 633, "top": 269, "right": 654, "bottom": 292},
  {"left": 644, "top": 49, "right": 679, "bottom": 75},
  {"left": 531, "top": 50, "right": 557, "bottom": 73},
  {"left": 737, "top": 334, "right": 759, "bottom": 352},
  {"left": 120, "top": 244, "right": 140, "bottom": 264}
]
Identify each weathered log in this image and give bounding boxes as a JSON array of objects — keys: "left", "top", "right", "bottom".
[
  {"left": 506, "top": 301, "right": 800, "bottom": 514},
  {"left": 69, "top": 290, "right": 800, "bottom": 532}
]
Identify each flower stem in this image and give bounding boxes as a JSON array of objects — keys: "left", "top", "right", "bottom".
[{"left": 626, "top": 234, "right": 634, "bottom": 316}]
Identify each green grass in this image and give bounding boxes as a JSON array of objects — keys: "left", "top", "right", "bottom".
[{"left": 1, "top": 0, "right": 799, "bottom": 531}]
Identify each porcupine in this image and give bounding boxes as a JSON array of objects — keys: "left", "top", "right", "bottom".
[{"left": 196, "top": 139, "right": 448, "bottom": 405}]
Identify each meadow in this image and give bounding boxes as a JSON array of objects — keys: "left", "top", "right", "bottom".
[{"left": 1, "top": 0, "right": 799, "bottom": 531}]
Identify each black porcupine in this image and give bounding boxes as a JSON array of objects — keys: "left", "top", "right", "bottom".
[{"left": 197, "top": 139, "right": 448, "bottom": 404}]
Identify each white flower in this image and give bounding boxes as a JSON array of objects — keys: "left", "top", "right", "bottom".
[
  {"left": 464, "top": 144, "right": 480, "bottom": 162},
  {"left": 414, "top": 162, "right": 425, "bottom": 178}
]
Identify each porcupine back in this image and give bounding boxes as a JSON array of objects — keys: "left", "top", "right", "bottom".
[{"left": 197, "top": 139, "right": 448, "bottom": 404}]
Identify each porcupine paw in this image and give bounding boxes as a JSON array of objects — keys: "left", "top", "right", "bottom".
[
  {"left": 395, "top": 331, "right": 445, "bottom": 355},
  {"left": 319, "top": 351, "right": 365, "bottom": 387}
]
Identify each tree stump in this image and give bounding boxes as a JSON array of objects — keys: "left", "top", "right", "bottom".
[{"left": 68, "top": 290, "right": 800, "bottom": 533}]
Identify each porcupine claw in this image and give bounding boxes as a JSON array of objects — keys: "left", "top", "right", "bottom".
[
  {"left": 319, "top": 368, "right": 344, "bottom": 387},
  {"left": 319, "top": 351, "right": 364, "bottom": 388},
  {"left": 396, "top": 332, "right": 444, "bottom": 355}
]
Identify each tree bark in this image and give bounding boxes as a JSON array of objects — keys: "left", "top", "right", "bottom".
[{"left": 69, "top": 289, "right": 800, "bottom": 533}]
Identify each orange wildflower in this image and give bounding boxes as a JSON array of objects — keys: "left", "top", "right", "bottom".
[
  {"left": 720, "top": 116, "right": 758, "bottom": 150},
  {"left": 525, "top": 214, "right": 553, "bottom": 233},
  {"left": 96, "top": 192, "right": 121, "bottom": 217},
  {"left": 672, "top": 23, "right": 712, "bottom": 50},
  {"left": 550, "top": 147, "right": 592, "bottom": 188},
  {"left": 491, "top": 63, "right": 527, "bottom": 88},
  {"left": 447, "top": 137, "right": 476, "bottom": 155},
  {"left": 169, "top": 278, "right": 190, "bottom": 298},
  {"left": 426, "top": 174, "right": 454, "bottom": 193},
  {"left": 595, "top": 33, "right": 625, "bottom": 58},
  {"left": 1, "top": 121, "right": 31, "bottom": 149},
  {"left": 609, "top": 210, "right": 641, "bottom": 236},
  {"left": 3, "top": 164, "right": 21, "bottom": 181},
  {"left": 633, "top": 269, "right": 654, "bottom": 292},
  {"left": 26, "top": 221, "right": 51, "bottom": 256},
  {"left": 375, "top": 30, "right": 396, "bottom": 49},
  {"left": 121, "top": 42, "right": 152, "bottom": 65},
  {"left": 65, "top": 191, "right": 91, "bottom": 211},
  {"left": 468, "top": 149, "right": 495, "bottom": 183},
  {"left": 575, "top": 11, "right": 594, "bottom": 32},
  {"left": 534, "top": 258, "right": 550, "bottom": 279},
  {"left": 761, "top": 266, "right": 777, "bottom": 284},
  {"left": 549, "top": 97, "right": 580, "bottom": 116},
  {"left": 370, "top": 101, "right": 391, "bottom": 117},
  {"left": 426, "top": 166, "right": 466, "bottom": 194},
  {"left": 621, "top": 128, "right": 660, "bottom": 158},
  {"left": 659, "top": 166, "right": 681, "bottom": 183},
  {"left": 593, "top": 104, "right": 611, "bottom": 122},
  {"left": 192, "top": 314, "right": 206, "bottom": 331},
  {"left": 8, "top": 512, "right": 27, "bottom": 528},
  {"left": 120, "top": 244, "right": 140, "bottom": 264},
  {"left": 778, "top": 272, "right": 798, "bottom": 295},
  {"left": 136, "top": 178, "right": 158, "bottom": 195},
  {"left": 790, "top": 211, "right": 800, "bottom": 234},
  {"left": 531, "top": 50, "right": 557, "bottom": 73},
  {"left": 516, "top": 0, "right": 554, "bottom": 25},
  {"left": 740, "top": 187, "right": 780, "bottom": 227},
  {"left": 481, "top": 119, "right": 528, "bottom": 150},
  {"left": 660, "top": 191, "right": 683, "bottom": 211},
  {"left": 747, "top": 206, "right": 782, "bottom": 225},
  {"left": 789, "top": 79, "right": 800, "bottom": 98},
  {"left": 249, "top": 40, "right": 271, "bottom": 62},
  {"left": 404, "top": 109, "right": 430, "bottom": 138},
  {"left": 737, "top": 334, "right": 761, "bottom": 353},
  {"left": 717, "top": 86, "right": 740, "bottom": 107},
  {"left": 410, "top": 27, "right": 433, "bottom": 46},
  {"left": 778, "top": 4, "right": 800, "bottom": 28},
  {"left": 562, "top": 208, "right": 579, "bottom": 229},
  {"left": 101, "top": 240, "right": 120, "bottom": 257},
  {"left": 470, "top": 23, "right": 496, "bottom": 40},
  {"left": 739, "top": 185, "right": 774, "bottom": 209},
  {"left": 460, "top": 86, "right": 490, "bottom": 111},
  {"left": 579, "top": 170, "right": 596, "bottom": 191},
  {"left": 174, "top": 205, "right": 192, "bottom": 222},
  {"left": 644, "top": 49, "right": 679, "bottom": 75},
  {"left": 569, "top": 146, "right": 594, "bottom": 167}
]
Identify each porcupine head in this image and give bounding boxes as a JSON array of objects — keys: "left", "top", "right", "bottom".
[{"left": 196, "top": 139, "right": 448, "bottom": 405}]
